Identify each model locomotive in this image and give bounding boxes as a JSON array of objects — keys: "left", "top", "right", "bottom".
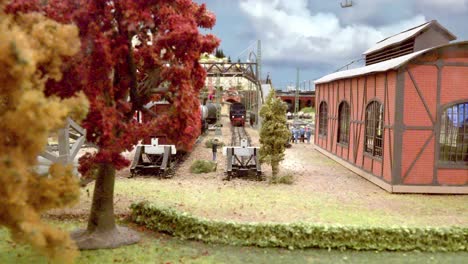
[{"left": 229, "top": 102, "right": 246, "bottom": 127}]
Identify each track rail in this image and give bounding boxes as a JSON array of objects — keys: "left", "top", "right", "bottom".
[
  {"left": 226, "top": 124, "right": 262, "bottom": 181},
  {"left": 231, "top": 125, "right": 251, "bottom": 147}
]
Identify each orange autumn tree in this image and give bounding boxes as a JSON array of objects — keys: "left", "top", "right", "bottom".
[{"left": 0, "top": 2, "right": 88, "bottom": 262}]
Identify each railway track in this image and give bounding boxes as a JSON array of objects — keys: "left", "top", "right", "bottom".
[
  {"left": 227, "top": 124, "right": 263, "bottom": 181},
  {"left": 231, "top": 125, "right": 251, "bottom": 147}
]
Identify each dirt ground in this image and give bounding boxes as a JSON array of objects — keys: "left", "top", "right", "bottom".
[{"left": 47, "top": 110, "right": 468, "bottom": 227}]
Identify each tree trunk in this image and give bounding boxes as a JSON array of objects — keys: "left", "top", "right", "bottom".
[
  {"left": 71, "top": 163, "right": 140, "bottom": 250},
  {"left": 271, "top": 162, "right": 279, "bottom": 181},
  {"left": 87, "top": 163, "right": 116, "bottom": 233}
]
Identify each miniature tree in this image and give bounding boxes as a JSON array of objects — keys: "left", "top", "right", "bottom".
[
  {"left": 259, "top": 89, "right": 291, "bottom": 180},
  {"left": 215, "top": 48, "right": 226, "bottom": 58},
  {"left": 8, "top": 0, "right": 219, "bottom": 249},
  {"left": 0, "top": 3, "right": 88, "bottom": 262}
]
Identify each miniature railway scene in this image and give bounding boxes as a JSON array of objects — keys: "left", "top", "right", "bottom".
[{"left": 1, "top": 1, "right": 467, "bottom": 263}]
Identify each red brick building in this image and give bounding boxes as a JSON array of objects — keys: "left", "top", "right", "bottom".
[
  {"left": 314, "top": 21, "right": 468, "bottom": 193},
  {"left": 276, "top": 90, "right": 316, "bottom": 112}
]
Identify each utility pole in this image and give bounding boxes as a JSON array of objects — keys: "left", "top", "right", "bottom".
[
  {"left": 294, "top": 68, "right": 300, "bottom": 121},
  {"left": 215, "top": 72, "right": 222, "bottom": 135},
  {"left": 257, "top": 40, "right": 262, "bottom": 87},
  {"left": 256, "top": 40, "right": 262, "bottom": 128}
]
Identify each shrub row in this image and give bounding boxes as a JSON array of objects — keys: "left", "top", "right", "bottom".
[{"left": 130, "top": 202, "right": 467, "bottom": 252}]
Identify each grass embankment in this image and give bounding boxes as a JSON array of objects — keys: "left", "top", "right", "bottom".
[
  {"left": 1, "top": 221, "right": 467, "bottom": 264},
  {"left": 46, "top": 176, "right": 468, "bottom": 227},
  {"left": 94, "top": 178, "right": 468, "bottom": 227}
]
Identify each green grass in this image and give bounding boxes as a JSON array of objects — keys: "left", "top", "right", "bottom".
[
  {"left": 1, "top": 222, "right": 467, "bottom": 264},
  {"left": 110, "top": 178, "right": 467, "bottom": 227},
  {"left": 117, "top": 180, "right": 375, "bottom": 224},
  {"left": 270, "top": 173, "right": 295, "bottom": 185}
]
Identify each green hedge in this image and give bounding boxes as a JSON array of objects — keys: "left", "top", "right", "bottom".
[
  {"left": 130, "top": 202, "right": 467, "bottom": 252},
  {"left": 190, "top": 160, "right": 217, "bottom": 174}
]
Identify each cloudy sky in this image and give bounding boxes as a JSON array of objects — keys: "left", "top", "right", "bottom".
[{"left": 195, "top": 0, "right": 468, "bottom": 90}]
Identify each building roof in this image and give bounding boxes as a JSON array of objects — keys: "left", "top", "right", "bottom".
[
  {"left": 315, "top": 41, "right": 467, "bottom": 84},
  {"left": 276, "top": 90, "right": 315, "bottom": 96},
  {"left": 363, "top": 20, "right": 456, "bottom": 55}
]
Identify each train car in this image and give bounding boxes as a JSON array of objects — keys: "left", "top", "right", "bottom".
[
  {"left": 200, "top": 104, "right": 208, "bottom": 134},
  {"left": 205, "top": 102, "right": 220, "bottom": 125},
  {"left": 230, "top": 102, "right": 246, "bottom": 127}
]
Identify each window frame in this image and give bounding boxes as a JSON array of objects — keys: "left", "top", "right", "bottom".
[
  {"left": 318, "top": 101, "right": 328, "bottom": 137},
  {"left": 337, "top": 100, "right": 351, "bottom": 146},
  {"left": 364, "top": 100, "right": 384, "bottom": 158},
  {"left": 438, "top": 100, "right": 468, "bottom": 167}
]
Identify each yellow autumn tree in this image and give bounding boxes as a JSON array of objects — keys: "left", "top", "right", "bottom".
[{"left": 0, "top": 2, "right": 88, "bottom": 263}]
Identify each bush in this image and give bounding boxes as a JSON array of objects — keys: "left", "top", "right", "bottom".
[
  {"left": 301, "top": 107, "right": 315, "bottom": 114},
  {"left": 131, "top": 202, "right": 468, "bottom": 252},
  {"left": 271, "top": 174, "right": 294, "bottom": 185},
  {"left": 205, "top": 138, "right": 225, "bottom": 148},
  {"left": 190, "top": 160, "right": 217, "bottom": 174}
]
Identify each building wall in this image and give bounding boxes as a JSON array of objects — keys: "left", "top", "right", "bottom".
[
  {"left": 315, "top": 71, "right": 398, "bottom": 183},
  {"left": 414, "top": 26, "right": 451, "bottom": 52},
  {"left": 397, "top": 45, "right": 468, "bottom": 187},
  {"left": 315, "top": 43, "right": 468, "bottom": 192},
  {"left": 277, "top": 95, "right": 316, "bottom": 111}
]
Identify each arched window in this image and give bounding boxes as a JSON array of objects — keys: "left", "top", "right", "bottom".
[
  {"left": 319, "top": 101, "right": 328, "bottom": 136},
  {"left": 439, "top": 102, "right": 468, "bottom": 164},
  {"left": 365, "top": 101, "right": 383, "bottom": 157},
  {"left": 338, "top": 101, "right": 350, "bottom": 144}
]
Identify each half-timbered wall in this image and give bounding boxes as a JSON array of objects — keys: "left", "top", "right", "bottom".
[
  {"left": 396, "top": 45, "right": 468, "bottom": 187},
  {"left": 315, "top": 43, "right": 468, "bottom": 192},
  {"left": 315, "top": 71, "right": 397, "bottom": 183}
]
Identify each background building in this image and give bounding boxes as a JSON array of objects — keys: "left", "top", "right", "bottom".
[{"left": 314, "top": 21, "right": 468, "bottom": 193}]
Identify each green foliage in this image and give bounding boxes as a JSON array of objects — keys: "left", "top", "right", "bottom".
[
  {"left": 270, "top": 174, "right": 294, "bottom": 185},
  {"left": 204, "top": 138, "right": 225, "bottom": 148},
  {"left": 259, "top": 89, "right": 291, "bottom": 177},
  {"left": 215, "top": 48, "right": 226, "bottom": 58},
  {"left": 190, "top": 160, "right": 217, "bottom": 174},
  {"left": 300, "top": 107, "right": 315, "bottom": 114},
  {"left": 3, "top": 222, "right": 468, "bottom": 264},
  {"left": 131, "top": 202, "right": 468, "bottom": 252}
]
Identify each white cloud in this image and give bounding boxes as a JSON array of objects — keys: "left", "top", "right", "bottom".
[{"left": 239, "top": 0, "right": 426, "bottom": 69}]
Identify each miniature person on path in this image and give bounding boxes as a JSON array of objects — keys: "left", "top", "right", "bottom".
[
  {"left": 290, "top": 126, "right": 295, "bottom": 143},
  {"left": 212, "top": 138, "right": 219, "bottom": 161},
  {"left": 305, "top": 125, "right": 311, "bottom": 143},
  {"left": 292, "top": 126, "right": 297, "bottom": 143},
  {"left": 300, "top": 126, "right": 305, "bottom": 143},
  {"left": 296, "top": 126, "right": 301, "bottom": 144}
]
